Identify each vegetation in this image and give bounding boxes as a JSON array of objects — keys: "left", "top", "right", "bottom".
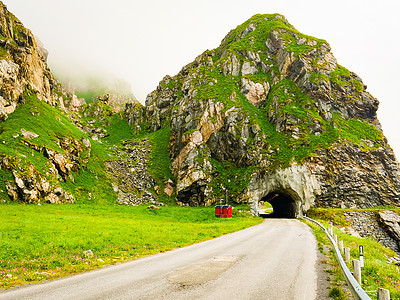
[
  {"left": 0, "top": 93, "right": 121, "bottom": 205},
  {"left": 161, "top": 13, "right": 384, "bottom": 177},
  {"left": 0, "top": 204, "right": 262, "bottom": 289},
  {"left": 0, "top": 93, "right": 86, "bottom": 160},
  {"left": 306, "top": 221, "right": 349, "bottom": 298},
  {"left": 308, "top": 209, "right": 400, "bottom": 299},
  {"left": 220, "top": 13, "right": 327, "bottom": 56},
  {"left": 75, "top": 89, "right": 106, "bottom": 104},
  {"left": 210, "top": 158, "right": 255, "bottom": 202},
  {"left": 328, "top": 286, "right": 348, "bottom": 300},
  {"left": 103, "top": 112, "right": 135, "bottom": 145}
]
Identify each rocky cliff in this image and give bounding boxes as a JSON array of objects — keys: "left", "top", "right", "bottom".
[
  {"left": 0, "top": 2, "right": 109, "bottom": 204},
  {"left": 132, "top": 14, "right": 400, "bottom": 214},
  {"left": 0, "top": 2, "right": 60, "bottom": 120}
]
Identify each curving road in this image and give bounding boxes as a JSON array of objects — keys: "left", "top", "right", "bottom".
[{"left": 0, "top": 219, "right": 322, "bottom": 300}]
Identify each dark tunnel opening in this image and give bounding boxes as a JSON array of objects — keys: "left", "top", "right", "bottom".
[{"left": 259, "top": 192, "right": 297, "bottom": 218}]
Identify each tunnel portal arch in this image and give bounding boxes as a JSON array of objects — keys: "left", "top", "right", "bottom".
[{"left": 259, "top": 189, "right": 300, "bottom": 218}]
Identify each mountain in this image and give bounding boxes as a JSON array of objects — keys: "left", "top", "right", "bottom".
[
  {"left": 126, "top": 13, "right": 400, "bottom": 215},
  {"left": 1, "top": 1, "right": 399, "bottom": 217}
]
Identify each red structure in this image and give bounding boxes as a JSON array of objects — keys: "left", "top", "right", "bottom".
[
  {"left": 221, "top": 205, "right": 232, "bottom": 218},
  {"left": 215, "top": 205, "right": 222, "bottom": 218}
]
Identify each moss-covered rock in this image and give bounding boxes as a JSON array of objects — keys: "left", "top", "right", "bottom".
[{"left": 127, "top": 13, "right": 400, "bottom": 212}]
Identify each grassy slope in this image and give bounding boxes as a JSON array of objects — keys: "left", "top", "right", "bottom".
[
  {"left": 0, "top": 204, "right": 261, "bottom": 289},
  {"left": 309, "top": 208, "right": 400, "bottom": 299},
  {"left": 0, "top": 93, "right": 120, "bottom": 204}
]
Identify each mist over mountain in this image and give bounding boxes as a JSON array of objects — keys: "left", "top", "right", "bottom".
[{"left": 56, "top": 71, "right": 139, "bottom": 111}]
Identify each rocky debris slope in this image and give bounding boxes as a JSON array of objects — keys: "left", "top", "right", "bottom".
[
  {"left": 127, "top": 13, "right": 400, "bottom": 211},
  {"left": 106, "top": 139, "right": 161, "bottom": 206}
]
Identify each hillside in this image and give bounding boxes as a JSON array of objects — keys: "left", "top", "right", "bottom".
[{"left": 0, "top": 2, "right": 163, "bottom": 206}]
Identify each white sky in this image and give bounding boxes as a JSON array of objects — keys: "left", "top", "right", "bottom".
[{"left": 3, "top": 0, "right": 400, "bottom": 159}]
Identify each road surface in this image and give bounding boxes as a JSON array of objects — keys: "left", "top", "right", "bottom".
[{"left": 0, "top": 219, "right": 322, "bottom": 300}]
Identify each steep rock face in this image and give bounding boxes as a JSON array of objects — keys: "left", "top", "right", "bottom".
[
  {"left": 132, "top": 14, "right": 400, "bottom": 212},
  {"left": 0, "top": 2, "right": 60, "bottom": 120},
  {"left": 0, "top": 2, "right": 92, "bottom": 204},
  {"left": 124, "top": 102, "right": 146, "bottom": 135}
]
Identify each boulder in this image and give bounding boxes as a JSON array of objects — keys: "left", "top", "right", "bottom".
[{"left": 378, "top": 210, "right": 400, "bottom": 243}]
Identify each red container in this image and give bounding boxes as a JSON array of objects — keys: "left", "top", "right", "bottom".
[
  {"left": 215, "top": 205, "right": 222, "bottom": 217},
  {"left": 221, "top": 205, "right": 232, "bottom": 218}
]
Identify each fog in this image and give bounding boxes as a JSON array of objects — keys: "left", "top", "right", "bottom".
[{"left": 3, "top": 0, "right": 400, "bottom": 158}]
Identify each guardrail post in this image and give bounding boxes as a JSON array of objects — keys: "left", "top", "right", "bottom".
[
  {"left": 339, "top": 240, "right": 344, "bottom": 254},
  {"left": 344, "top": 247, "right": 350, "bottom": 262},
  {"left": 377, "top": 287, "right": 391, "bottom": 300},
  {"left": 333, "top": 234, "right": 338, "bottom": 244},
  {"left": 353, "top": 259, "right": 361, "bottom": 284},
  {"left": 359, "top": 245, "right": 364, "bottom": 268}
]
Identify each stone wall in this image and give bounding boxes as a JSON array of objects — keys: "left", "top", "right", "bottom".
[{"left": 342, "top": 211, "right": 400, "bottom": 253}]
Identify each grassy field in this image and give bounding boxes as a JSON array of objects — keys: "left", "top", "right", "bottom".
[
  {"left": 0, "top": 204, "right": 262, "bottom": 289},
  {"left": 309, "top": 208, "right": 400, "bottom": 299}
]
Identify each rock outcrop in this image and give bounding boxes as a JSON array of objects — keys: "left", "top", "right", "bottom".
[
  {"left": 342, "top": 211, "right": 400, "bottom": 253},
  {"left": 128, "top": 14, "right": 400, "bottom": 212},
  {"left": 60, "top": 76, "right": 138, "bottom": 112},
  {"left": 0, "top": 1, "right": 61, "bottom": 120},
  {"left": 2, "top": 133, "right": 91, "bottom": 203},
  {"left": 378, "top": 210, "right": 400, "bottom": 247}
]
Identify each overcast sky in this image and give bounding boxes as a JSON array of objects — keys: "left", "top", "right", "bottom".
[{"left": 3, "top": 0, "right": 400, "bottom": 159}]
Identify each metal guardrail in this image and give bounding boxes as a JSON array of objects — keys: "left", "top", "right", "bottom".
[{"left": 304, "top": 217, "right": 371, "bottom": 300}]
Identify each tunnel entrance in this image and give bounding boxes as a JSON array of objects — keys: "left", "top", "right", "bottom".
[{"left": 259, "top": 192, "right": 297, "bottom": 218}]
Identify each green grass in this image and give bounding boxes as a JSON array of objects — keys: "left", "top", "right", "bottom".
[
  {"left": 0, "top": 46, "right": 8, "bottom": 59},
  {"left": 221, "top": 13, "right": 326, "bottom": 56},
  {"left": 103, "top": 112, "right": 135, "bottom": 145},
  {"left": 0, "top": 204, "right": 262, "bottom": 289},
  {"left": 130, "top": 126, "right": 176, "bottom": 203},
  {"left": 210, "top": 158, "right": 255, "bottom": 201},
  {"left": 0, "top": 93, "right": 118, "bottom": 205},
  {"left": 306, "top": 221, "right": 350, "bottom": 299},
  {"left": 309, "top": 209, "right": 400, "bottom": 299},
  {"left": 146, "top": 126, "right": 174, "bottom": 182},
  {"left": 0, "top": 93, "right": 87, "bottom": 166},
  {"left": 328, "top": 287, "right": 348, "bottom": 300},
  {"left": 330, "top": 65, "right": 363, "bottom": 94}
]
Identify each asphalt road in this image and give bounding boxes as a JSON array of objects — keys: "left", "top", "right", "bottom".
[{"left": 0, "top": 219, "right": 320, "bottom": 300}]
